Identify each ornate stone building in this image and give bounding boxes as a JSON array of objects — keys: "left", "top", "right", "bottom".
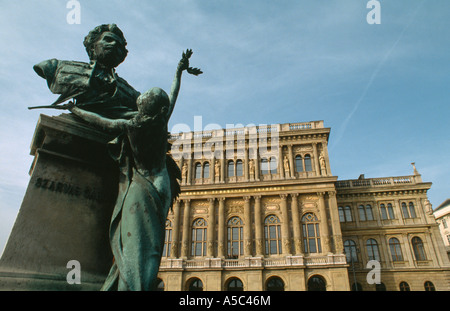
[
  {"left": 433, "top": 199, "right": 450, "bottom": 260},
  {"left": 156, "top": 121, "right": 450, "bottom": 291}
]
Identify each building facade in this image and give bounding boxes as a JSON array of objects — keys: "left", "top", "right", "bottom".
[
  {"left": 433, "top": 199, "right": 450, "bottom": 261},
  {"left": 156, "top": 121, "right": 450, "bottom": 291}
]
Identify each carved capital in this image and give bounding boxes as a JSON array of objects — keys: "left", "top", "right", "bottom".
[{"left": 316, "top": 192, "right": 325, "bottom": 198}]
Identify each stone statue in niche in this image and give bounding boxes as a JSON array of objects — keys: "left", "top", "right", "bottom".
[
  {"left": 319, "top": 151, "right": 327, "bottom": 176},
  {"left": 249, "top": 159, "right": 255, "bottom": 179},
  {"left": 30, "top": 24, "right": 202, "bottom": 291},
  {"left": 215, "top": 160, "right": 221, "bottom": 178},
  {"left": 181, "top": 162, "right": 188, "bottom": 184},
  {"left": 283, "top": 155, "right": 290, "bottom": 178}
]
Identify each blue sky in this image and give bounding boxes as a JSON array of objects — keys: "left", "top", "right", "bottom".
[{"left": 0, "top": 0, "right": 449, "bottom": 254}]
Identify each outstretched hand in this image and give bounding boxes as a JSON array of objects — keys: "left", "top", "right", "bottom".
[{"left": 178, "top": 49, "right": 203, "bottom": 76}]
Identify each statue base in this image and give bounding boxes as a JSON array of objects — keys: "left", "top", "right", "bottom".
[{"left": 0, "top": 113, "right": 118, "bottom": 290}]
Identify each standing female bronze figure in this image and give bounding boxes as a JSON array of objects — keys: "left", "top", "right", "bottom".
[{"left": 64, "top": 49, "right": 201, "bottom": 290}]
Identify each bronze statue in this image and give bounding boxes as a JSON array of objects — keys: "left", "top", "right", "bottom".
[
  {"left": 31, "top": 24, "right": 140, "bottom": 119},
  {"left": 65, "top": 49, "right": 200, "bottom": 290},
  {"left": 31, "top": 24, "right": 202, "bottom": 290}
]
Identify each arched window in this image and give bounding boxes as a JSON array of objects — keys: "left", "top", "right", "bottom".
[
  {"left": 203, "top": 162, "right": 210, "bottom": 178},
  {"left": 260, "top": 158, "right": 269, "bottom": 175},
  {"left": 227, "top": 217, "right": 243, "bottom": 259},
  {"left": 269, "top": 157, "right": 277, "bottom": 174},
  {"left": 227, "top": 161, "right": 235, "bottom": 177},
  {"left": 344, "top": 240, "right": 358, "bottom": 263},
  {"left": 412, "top": 237, "right": 426, "bottom": 261},
  {"left": 366, "top": 239, "right": 380, "bottom": 261},
  {"left": 365, "top": 205, "right": 374, "bottom": 220},
  {"left": 380, "top": 204, "right": 387, "bottom": 220},
  {"left": 163, "top": 219, "right": 172, "bottom": 257},
  {"left": 156, "top": 278, "right": 164, "bottom": 291},
  {"left": 338, "top": 206, "right": 345, "bottom": 222},
  {"left": 304, "top": 154, "right": 312, "bottom": 172},
  {"left": 376, "top": 283, "right": 386, "bottom": 291},
  {"left": 226, "top": 277, "right": 244, "bottom": 291},
  {"left": 358, "top": 205, "right": 366, "bottom": 221},
  {"left": 399, "top": 282, "right": 410, "bottom": 291},
  {"left": 389, "top": 238, "right": 403, "bottom": 261},
  {"left": 408, "top": 202, "right": 417, "bottom": 218},
  {"left": 302, "top": 213, "right": 321, "bottom": 253},
  {"left": 195, "top": 163, "right": 202, "bottom": 179},
  {"left": 401, "top": 202, "right": 409, "bottom": 218},
  {"left": 191, "top": 218, "right": 207, "bottom": 257},
  {"left": 424, "top": 281, "right": 435, "bottom": 291},
  {"left": 264, "top": 215, "right": 282, "bottom": 255},
  {"left": 307, "top": 275, "right": 326, "bottom": 291},
  {"left": 236, "top": 160, "right": 243, "bottom": 177},
  {"left": 339, "top": 206, "right": 353, "bottom": 222},
  {"left": 359, "top": 204, "right": 373, "bottom": 221},
  {"left": 266, "top": 276, "right": 285, "bottom": 291},
  {"left": 387, "top": 203, "right": 395, "bottom": 219},
  {"left": 187, "top": 278, "right": 203, "bottom": 291},
  {"left": 295, "top": 155, "right": 303, "bottom": 172}
]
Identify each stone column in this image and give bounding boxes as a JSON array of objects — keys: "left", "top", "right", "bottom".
[
  {"left": 280, "top": 194, "right": 291, "bottom": 255},
  {"left": 181, "top": 199, "right": 191, "bottom": 258},
  {"left": 255, "top": 151, "right": 260, "bottom": 181},
  {"left": 217, "top": 197, "right": 226, "bottom": 258},
  {"left": 243, "top": 196, "right": 252, "bottom": 257},
  {"left": 187, "top": 155, "right": 193, "bottom": 185},
  {"left": 244, "top": 147, "right": 249, "bottom": 181},
  {"left": 288, "top": 145, "right": 295, "bottom": 178},
  {"left": 254, "top": 195, "right": 264, "bottom": 256},
  {"left": 327, "top": 191, "right": 344, "bottom": 254},
  {"left": 207, "top": 198, "right": 215, "bottom": 257},
  {"left": 278, "top": 146, "right": 285, "bottom": 179},
  {"left": 317, "top": 192, "right": 330, "bottom": 253},
  {"left": 220, "top": 157, "right": 226, "bottom": 183},
  {"left": 171, "top": 199, "right": 181, "bottom": 258},
  {"left": 210, "top": 156, "right": 215, "bottom": 184},
  {"left": 312, "top": 143, "right": 320, "bottom": 176},
  {"left": 290, "top": 193, "right": 303, "bottom": 255},
  {"left": 321, "top": 141, "right": 332, "bottom": 176}
]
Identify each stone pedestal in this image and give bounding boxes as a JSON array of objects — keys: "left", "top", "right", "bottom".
[{"left": 0, "top": 113, "right": 118, "bottom": 290}]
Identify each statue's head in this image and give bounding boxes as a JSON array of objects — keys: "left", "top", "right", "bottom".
[
  {"left": 136, "top": 87, "right": 170, "bottom": 117},
  {"left": 83, "top": 24, "right": 128, "bottom": 68}
]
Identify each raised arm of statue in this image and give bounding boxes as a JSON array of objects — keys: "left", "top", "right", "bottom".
[{"left": 167, "top": 49, "right": 202, "bottom": 120}]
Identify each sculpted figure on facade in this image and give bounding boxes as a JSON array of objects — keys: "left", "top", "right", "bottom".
[
  {"left": 319, "top": 152, "right": 327, "bottom": 176},
  {"left": 283, "top": 155, "right": 290, "bottom": 178},
  {"left": 249, "top": 159, "right": 255, "bottom": 179},
  {"left": 215, "top": 160, "right": 221, "bottom": 179},
  {"left": 181, "top": 162, "right": 188, "bottom": 184}
]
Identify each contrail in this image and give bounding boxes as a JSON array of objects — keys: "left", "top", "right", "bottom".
[{"left": 330, "top": 0, "right": 426, "bottom": 150}]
